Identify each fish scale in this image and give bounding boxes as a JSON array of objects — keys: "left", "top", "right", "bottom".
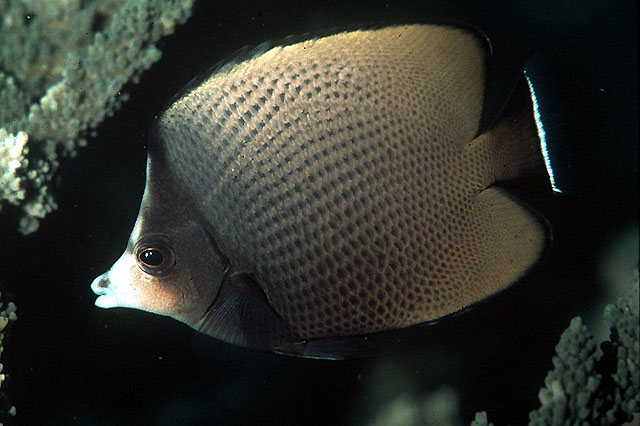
[
  {"left": 160, "top": 25, "right": 492, "bottom": 336},
  {"left": 91, "top": 24, "right": 556, "bottom": 358}
]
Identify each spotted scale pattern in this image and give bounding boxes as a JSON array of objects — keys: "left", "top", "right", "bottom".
[{"left": 153, "top": 24, "right": 545, "bottom": 338}]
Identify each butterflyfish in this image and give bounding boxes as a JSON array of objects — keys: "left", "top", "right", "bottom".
[{"left": 91, "top": 24, "right": 563, "bottom": 359}]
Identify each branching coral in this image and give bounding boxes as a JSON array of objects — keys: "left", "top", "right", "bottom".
[
  {"left": 362, "top": 269, "right": 639, "bottom": 426},
  {"left": 527, "top": 270, "right": 639, "bottom": 426},
  {"left": 0, "top": 0, "right": 195, "bottom": 234},
  {"left": 0, "top": 291, "right": 17, "bottom": 424},
  {"left": 0, "top": 129, "right": 56, "bottom": 234},
  {"left": 366, "top": 387, "right": 464, "bottom": 426},
  {"left": 473, "top": 270, "right": 639, "bottom": 426}
]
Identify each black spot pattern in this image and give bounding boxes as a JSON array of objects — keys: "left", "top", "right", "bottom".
[{"left": 154, "top": 25, "right": 542, "bottom": 338}]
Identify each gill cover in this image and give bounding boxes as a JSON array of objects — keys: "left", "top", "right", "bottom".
[{"left": 91, "top": 149, "right": 228, "bottom": 328}]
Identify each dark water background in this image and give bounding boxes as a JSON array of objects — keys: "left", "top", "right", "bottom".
[{"left": 1, "top": 0, "right": 637, "bottom": 425}]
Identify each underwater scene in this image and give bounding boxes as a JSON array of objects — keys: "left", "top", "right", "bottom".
[{"left": 0, "top": 0, "right": 637, "bottom": 425}]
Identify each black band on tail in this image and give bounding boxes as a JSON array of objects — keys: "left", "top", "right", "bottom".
[{"left": 523, "top": 54, "right": 573, "bottom": 194}]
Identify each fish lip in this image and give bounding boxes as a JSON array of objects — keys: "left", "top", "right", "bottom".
[
  {"left": 94, "top": 293, "right": 117, "bottom": 309},
  {"left": 90, "top": 274, "right": 109, "bottom": 296},
  {"left": 90, "top": 274, "right": 123, "bottom": 309},
  {"left": 94, "top": 294, "right": 108, "bottom": 306}
]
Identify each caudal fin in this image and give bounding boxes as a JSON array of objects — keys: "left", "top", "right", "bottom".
[
  {"left": 522, "top": 55, "right": 570, "bottom": 193},
  {"left": 480, "top": 55, "right": 569, "bottom": 193},
  {"left": 457, "top": 56, "right": 566, "bottom": 305}
]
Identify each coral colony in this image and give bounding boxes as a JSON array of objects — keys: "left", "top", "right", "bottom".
[
  {"left": 0, "top": 292, "right": 16, "bottom": 424},
  {"left": 0, "top": 0, "right": 195, "bottom": 234}
]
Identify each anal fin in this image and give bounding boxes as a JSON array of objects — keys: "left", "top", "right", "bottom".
[{"left": 274, "top": 336, "right": 378, "bottom": 360}]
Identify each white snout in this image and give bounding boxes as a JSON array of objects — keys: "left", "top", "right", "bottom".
[{"left": 90, "top": 252, "right": 141, "bottom": 309}]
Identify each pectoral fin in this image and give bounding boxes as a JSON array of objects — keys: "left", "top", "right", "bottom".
[
  {"left": 197, "top": 271, "right": 297, "bottom": 352},
  {"left": 196, "top": 271, "right": 377, "bottom": 360}
]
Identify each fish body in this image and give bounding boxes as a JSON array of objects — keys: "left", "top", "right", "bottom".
[{"left": 91, "top": 24, "right": 559, "bottom": 359}]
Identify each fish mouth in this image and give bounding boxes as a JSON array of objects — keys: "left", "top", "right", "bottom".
[
  {"left": 90, "top": 275, "right": 109, "bottom": 296},
  {"left": 91, "top": 274, "right": 117, "bottom": 308}
]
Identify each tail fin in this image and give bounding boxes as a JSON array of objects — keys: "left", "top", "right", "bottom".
[
  {"left": 479, "top": 55, "right": 569, "bottom": 193},
  {"left": 523, "top": 55, "right": 570, "bottom": 193}
]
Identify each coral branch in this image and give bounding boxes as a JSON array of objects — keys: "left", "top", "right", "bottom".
[{"left": 0, "top": 0, "right": 195, "bottom": 233}]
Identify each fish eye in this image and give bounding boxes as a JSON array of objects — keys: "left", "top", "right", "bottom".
[
  {"left": 135, "top": 237, "right": 175, "bottom": 276},
  {"left": 139, "top": 248, "right": 164, "bottom": 266}
]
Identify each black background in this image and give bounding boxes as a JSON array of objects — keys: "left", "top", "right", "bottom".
[{"left": 0, "top": 0, "right": 637, "bottom": 425}]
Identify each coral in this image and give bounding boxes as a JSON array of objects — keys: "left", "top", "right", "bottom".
[
  {"left": 0, "top": 129, "right": 56, "bottom": 234},
  {"left": 0, "top": 291, "right": 17, "bottom": 425},
  {"left": 528, "top": 270, "right": 639, "bottom": 426},
  {"left": 0, "top": 131, "right": 29, "bottom": 210},
  {"left": 0, "top": 0, "right": 195, "bottom": 234},
  {"left": 365, "top": 387, "right": 464, "bottom": 426},
  {"left": 360, "top": 269, "right": 639, "bottom": 426},
  {"left": 470, "top": 411, "right": 494, "bottom": 426}
]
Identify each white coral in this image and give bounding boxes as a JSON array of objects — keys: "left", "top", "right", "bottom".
[
  {"left": 0, "top": 0, "right": 195, "bottom": 234},
  {"left": 0, "top": 128, "right": 29, "bottom": 208},
  {"left": 0, "top": 129, "right": 57, "bottom": 233}
]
